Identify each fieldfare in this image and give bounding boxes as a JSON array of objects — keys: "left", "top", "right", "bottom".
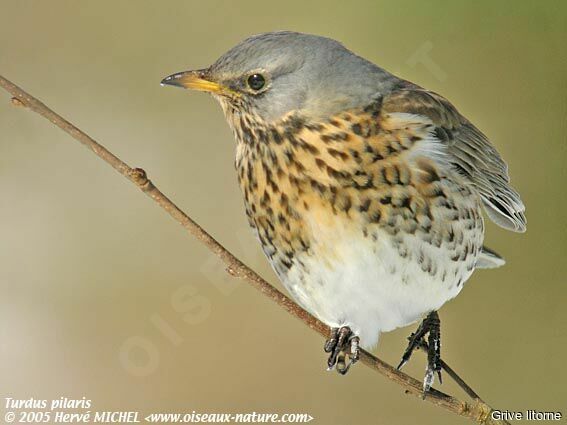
[{"left": 162, "top": 31, "right": 526, "bottom": 393}]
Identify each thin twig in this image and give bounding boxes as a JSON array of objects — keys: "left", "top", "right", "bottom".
[{"left": 0, "top": 74, "right": 510, "bottom": 425}]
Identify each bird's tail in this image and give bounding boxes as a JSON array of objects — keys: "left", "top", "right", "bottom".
[{"left": 476, "top": 246, "right": 506, "bottom": 269}]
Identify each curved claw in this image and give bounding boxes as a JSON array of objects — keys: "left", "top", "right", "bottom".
[
  {"left": 324, "top": 327, "right": 360, "bottom": 374},
  {"left": 422, "top": 368, "right": 435, "bottom": 398},
  {"left": 397, "top": 311, "right": 443, "bottom": 395},
  {"left": 324, "top": 328, "right": 339, "bottom": 353},
  {"left": 336, "top": 352, "right": 349, "bottom": 374}
]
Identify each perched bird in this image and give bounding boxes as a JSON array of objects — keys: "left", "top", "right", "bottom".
[{"left": 162, "top": 31, "right": 526, "bottom": 392}]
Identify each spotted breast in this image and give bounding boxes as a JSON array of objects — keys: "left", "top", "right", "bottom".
[{"left": 226, "top": 93, "right": 484, "bottom": 348}]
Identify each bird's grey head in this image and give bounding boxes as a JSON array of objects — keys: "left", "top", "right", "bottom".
[{"left": 162, "top": 31, "right": 397, "bottom": 125}]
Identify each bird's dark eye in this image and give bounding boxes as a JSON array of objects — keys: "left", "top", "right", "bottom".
[{"left": 247, "top": 74, "right": 266, "bottom": 91}]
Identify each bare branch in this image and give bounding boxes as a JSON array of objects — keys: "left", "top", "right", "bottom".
[{"left": 0, "top": 74, "right": 509, "bottom": 425}]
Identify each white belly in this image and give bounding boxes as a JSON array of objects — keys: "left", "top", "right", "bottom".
[{"left": 278, "top": 216, "right": 480, "bottom": 349}]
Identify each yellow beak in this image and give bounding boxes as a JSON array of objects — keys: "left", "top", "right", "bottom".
[{"left": 161, "top": 70, "right": 231, "bottom": 95}]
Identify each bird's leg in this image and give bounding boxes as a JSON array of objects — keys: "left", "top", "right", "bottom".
[
  {"left": 397, "top": 316, "right": 431, "bottom": 370},
  {"left": 324, "top": 326, "right": 360, "bottom": 375},
  {"left": 397, "top": 311, "right": 442, "bottom": 396},
  {"left": 427, "top": 312, "right": 442, "bottom": 385}
]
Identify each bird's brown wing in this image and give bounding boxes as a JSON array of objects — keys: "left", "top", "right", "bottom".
[{"left": 381, "top": 88, "right": 526, "bottom": 232}]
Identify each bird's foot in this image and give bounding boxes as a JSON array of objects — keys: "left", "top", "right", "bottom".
[
  {"left": 324, "top": 326, "right": 360, "bottom": 375},
  {"left": 397, "top": 311, "right": 442, "bottom": 397}
]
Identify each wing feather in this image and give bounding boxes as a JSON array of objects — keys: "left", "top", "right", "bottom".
[{"left": 382, "top": 88, "right": 526, "bottom": 232}]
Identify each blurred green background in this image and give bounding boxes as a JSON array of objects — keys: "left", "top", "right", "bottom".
[{"left": 1, "top": 1, "right": 566, "bottom": 424}]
